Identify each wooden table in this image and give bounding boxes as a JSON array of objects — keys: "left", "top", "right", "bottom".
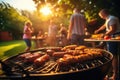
[
  {"left": 84, "top": 39, "right": 120, "bottom": 42},
  {"left": 84, "top": 39, "right": 120, "bottom": 47}
]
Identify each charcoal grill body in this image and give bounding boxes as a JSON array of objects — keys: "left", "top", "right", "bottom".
[{"left": 0, "top": 48, "right": 113, "bottom": 80}]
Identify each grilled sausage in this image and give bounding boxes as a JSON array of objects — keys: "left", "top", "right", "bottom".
[
  {"left": 63, "top": 54, "right": 77, "bottom": 63},
  {"left": 62, "top": 45, "right": 77, "bottom": 51},
  {"left": 18, "top": 52, "right": 32, "bottom": 60},
  {"left": 57, "top": 51, "right": 103, "bottom": 66},
  {"left": 50, "top": 47, "right": 62, "bottom": 51},
  {"left": 75, "top": 45, "right": 87, "bottom": 50},
  {"left": 46, "top": 49, "right": 54, "bottom": 56},
  {"left": 52, "top": 52, "right": 67, "bottom": 58},
  {"left": 57, "top": 58, "right": 68, "bottom": 66},
  {"left": 57, "top": 54, "right": 77, "bottom": 66},
  {"left": 34, "top": 54, "right": 50, "bottom": 66},
  {"left": 24, "top": 52, "right": 42, "bottom": 63}
]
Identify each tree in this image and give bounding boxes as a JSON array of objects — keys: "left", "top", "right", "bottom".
[
  {"left": 33, "top": 0, "right": 120, "bottom": 21},
  {"left": 0, "top": 2, "right": 29, "bottom": 39},
  {"left": 32, "top": 0, "right": 120, "bottom": 34}
]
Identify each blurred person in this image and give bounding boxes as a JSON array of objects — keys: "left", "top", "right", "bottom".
[
  {"left": 43, "top": 32, "right": 49, "bottom": 46},
  {"left": 37, "top": 29, "right": 44, "bottom": 48},
  {"left": 94, "top": 9, "right": 120, "bottom": 80},
  {"left": 67, "top": 7, "right": 88, "bottom": 45},
  {"left": 59, "top": 23, "right": 67, "bottom": 37},
  {"left": 58, "top": 23, "right": 68, "bottom": 46},
  {"left": 48, "top": 20, "right": 58, "bottom": 46},
  {"left": 23, "top": 21, "right": 34, "bottom": 52},
  {"left": 44, "top": 32, "right": 48, "bottom": 39},
  {"left": 37, "top": 29, "right": 44, "bottom": 38}
]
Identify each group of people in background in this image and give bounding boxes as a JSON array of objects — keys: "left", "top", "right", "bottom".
[
  {"left": 22, "top": 20, "right": 68, "bottom": 51},
  {"left": 46, "top": 21, "right": 68, "bottom": 47},
  {"left": 22, "top": 8, "right": 120, "bottom": 80}
]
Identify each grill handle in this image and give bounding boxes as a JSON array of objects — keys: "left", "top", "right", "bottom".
[
  {"left": 11, "top": 62, "right": 30, "bottom": 77},
  {"left": 0, "top": 60, "right": 29, "bottom": 77},
  {"left": 0, "top": 60, "right": 12, "bottom": 74}
]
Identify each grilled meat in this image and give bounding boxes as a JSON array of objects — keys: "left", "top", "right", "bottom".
[
  {"left": 62, "top": 45, "right": 77, "bottom": 51},
  {"left": 24, "top": 52, "right": 43, "bottom": 63},
  {"left": 46, "top": 49, "right": 54, "bottom": 56},
  {"left": 34, "top": 54, "right": 50, "bottom": 66},
  {"left": 17, "top": 52, "right": 32, "bottom": 60},
  {"left": 57, "top": 49, "right": 104, "bottom": 66},
  {"left": 52, "top": 52, "right": 67, "bottom": 58}
]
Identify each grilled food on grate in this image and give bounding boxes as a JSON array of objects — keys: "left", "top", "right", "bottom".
[
  {"left": 57, "top": 48, "right": 104, "bottom": 66},
  {"left": 1, "top": 46, "right": 113, "bottom": 80},
  {"left": 34, "top": 54, "right": 50, "bottom": 66},
  {"left": 16, "top": 45, "right": 105, "bottom": 67}
]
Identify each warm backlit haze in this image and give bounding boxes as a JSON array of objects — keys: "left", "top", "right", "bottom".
[
  {"left": 0, "top": 0, "right": 53, "bottom": 15},
  {"left": 40, "top": 6, "right": 52, "bottom": 15},
  {"left": 0, "top": 0, "right": 36, "bottom": 11}
]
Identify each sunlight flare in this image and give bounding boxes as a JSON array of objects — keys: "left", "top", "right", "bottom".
[{"left": 40, "top": 6, "right": 52, "bottom": 15}]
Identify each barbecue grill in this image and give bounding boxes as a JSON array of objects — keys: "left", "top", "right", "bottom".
[{"left": 0, "top": 47, "right": 113, "bottom": 80}]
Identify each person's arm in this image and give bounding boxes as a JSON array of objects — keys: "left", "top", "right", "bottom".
[
  {"left": 67, "top": 21, "right": 73, "bottom": 40},
  {"left": 105, "top": 24, "right": 116, "bottom": 35},
  {"left": 94, "top": 24, "right": 106, "bottom": 34},
  {"left": 58, "top": 27, "right": 62, "bottom": 34},
  {"left": 83, "top": 17, "right": 89, "bottom": 35},
  {"left": 23, "top": 26, "right": 28, "bottom": 34},
  {"left": 23, "top": 26, "right": 34, "bottom": 34},
  {"left": 30, "top": 27, "right": 34, "bottom": 33}
]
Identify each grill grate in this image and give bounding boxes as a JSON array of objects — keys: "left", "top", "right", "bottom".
[
  {"left": 1, "top": 48, "right": 113, "bottom": 80},
  {"left": 5, "top": 56, "right": 110, "bottom": 74}
]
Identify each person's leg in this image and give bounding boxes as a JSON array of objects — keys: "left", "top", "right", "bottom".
[
  {"left": 111, "top": 55, "right": 119, "bottom": 80},
  {"left": 71, "top": 34, "right": 78, "bottom": 45},
  {"left": 38, "top": 39, "right": 43, "bottom": 48},
  {"left": 24, "top": 39, "right": 31, "bottom": 52},
  {"left": 107, "top": 42, "right": 119, "bottom": 80},
  {"left": 62, "top": 37, "right": 67, "bottom": 46},
  {"left": 96, "top": 41, "right": 106, "bottom": 49},
  {"left": 78, "top": 35, "right": 84, "bottom": 45},
  {"left": 34, "top": 39, "right": 39, "bottom": 48}
]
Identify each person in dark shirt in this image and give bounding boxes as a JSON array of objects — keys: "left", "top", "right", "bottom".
[{"left": 67, "top": 8, "right": 87, "bottom": 45}]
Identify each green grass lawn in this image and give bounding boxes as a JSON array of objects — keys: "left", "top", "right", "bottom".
[{"left": 0, "top": 40, "right": 35, "bottom": 60}]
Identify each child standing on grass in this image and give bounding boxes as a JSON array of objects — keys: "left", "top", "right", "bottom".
[{"left": 23, "top": 21, "right": 34, "bottom": 52}]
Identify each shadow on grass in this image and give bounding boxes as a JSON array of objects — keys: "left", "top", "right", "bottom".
[
  {"left": 0, "top": 40, "right": 35, "bottom": 60},
  {"left": 3, "top": 44, "right": 25, "bottom": 59}
]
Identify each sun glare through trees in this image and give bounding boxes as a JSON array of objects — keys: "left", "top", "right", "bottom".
[{"left": 40, "top": 6, "right": 52, "bottom": 16}]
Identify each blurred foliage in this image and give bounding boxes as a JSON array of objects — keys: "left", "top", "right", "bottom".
[
  {"left": 0, "top": 2, "right": 29, "bottom": 39},
  {"left": 33, "top": 0, "right": 120, "bottom": 34},
  {"left": 0, "top": 0, "right": 120, "bottom": 39},
  {"left": 33, "top": 0, "right": 120, "bottom": 25},
  {"left": 20, "top": 8, "right": 70, "bottom": 35}
]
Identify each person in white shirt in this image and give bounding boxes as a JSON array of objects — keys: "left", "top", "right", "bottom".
[{"left": 95, "top": 9, "right": 120, "bottom": 80}]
